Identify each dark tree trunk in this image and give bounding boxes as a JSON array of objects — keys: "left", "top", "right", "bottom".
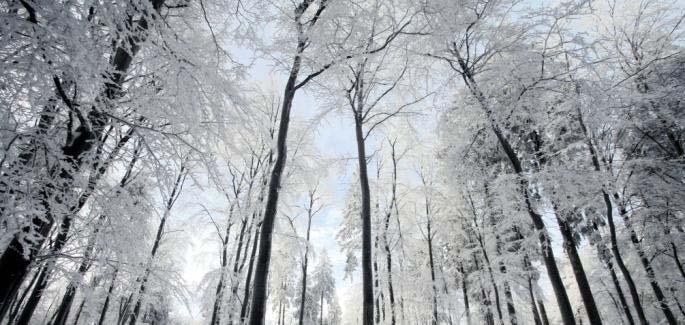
[
  {"left": 616, "top": 196, "right": 677, "bottom": 325},
  {"left": 354, "top": 113, "right": 374, "bottom": 325},
  {"left": 298, "top": 205, "right": 314, "bottom": 325},
  {"left": 373, "top": 237, "right": 381, "bottom": 325},
  {"left": 530, "top": 127, "right": 602, "bottom": 325},
  {"left": 239, "top": 222, "right": 262, "bottom": 322},
  {"left": 553, "top": 209, "right": 603, "bottom": 325},
  {"left": 604, "top": 257, "right": 634, "bottom": 325},
  {"left": 538, "top": 299, "right": 550, "bottom": 325},
  {"left": 460, "top": 265, "right": 471, "bottom": 325},
  {"left": 6, "top": 266, "right": 41, "bottom": 324},
  {"left": 248, "top": 9, "right": 308, "bottom": 321},
  {"left": 72, "top": 299, "right": 85, "bottom": 325},
  {"left": 320, "top": 290, "right": 324, "bottom": 325},
  {"left": 210, "top": 208, "right": 234, "bottom": 325},
  {"left": 16, "top": 215, "right": 73, "bottom": 325},
  {"left": 526, "top": 272, "right": 542, "bottom": 325},
  {"left": 480, "top": 283, "right": 495, "bottom": 325},
  {"left": 426, "top": 218, "right": 439, "bottom": 325},
  {"left": 98, "top": 267, "right": 118, "bottom": 325},
  {"left": 384, "top": 143, "right": 399, "bottom": 325},
  {"left": 54, "top": 212, "right": 108, "bottom": 325},
  {"left": 576, "top": 102, "right": 646, "bottom": 325},
  {"left": 127, "top": 166, "right": 185, "bottom": 325},
  {"left": 383, "top": 229, "right": 396, "bottom": 325}
]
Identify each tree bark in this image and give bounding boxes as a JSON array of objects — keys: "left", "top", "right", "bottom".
[
  {"left": 354, "top": 112, "right": 375, "bottom": 325},
  {"left": 247, "top": 4, "right": 309, "bottom": 320}
]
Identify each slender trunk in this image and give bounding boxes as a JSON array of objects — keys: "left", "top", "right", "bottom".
[
  {"left": 16, "top": 215, "right": 74, "bottom": 325},
  {"left": 228, "top": 216, "right": 251, "bottom": 323},
  {"left": 320, "top": 290, "right": 324, "bottom": 325},
  {"left": 239, "top": 222, "right": 262, "bottom": 322},
  {"left": 671, "top": 241, "right": 685, "bottom": 280},
  {"left": 460, "top": 265, "right": 471, "bottom": 325},
  {"left": 553, "top": 209, "right": 602, "bottom": 324},
  {"left": 247, "top": 3, "right": 321, "bottom": 318},
  {"left": 616, "top": 196, "right": 677, "bottom": 324},
  {"left": 530, "top": 128, "right": 602, "bottom": 325},
  {"left": 383, "top": 144, "right": 399, "bottom": 325},
  {"left": 502, "top": 281, "right": 517, "bottom": 325},
  {"left": 480, "top": 282, "right": 495, "bottom": 325},
  {"left": 53, "top": 216, "right": 105, "bottom": 325},
  {"left": 527, "top": 273, "right": 542, "bottom": 325},
  {"left": 538, "top": 299, "right": 549, "bottom": 325},
  {"left": 210, "top": 207, "right": 234, "bottom": 325},
  {"left": 6, "top": 266, "right": 41, "bottom": 324},
  {"left": 72, "top": 299, "right": 85, "bottom": 325},
  {"left": 354, "top": 113, "right": 374, "bottom": 325},
  {"left": 127, "top": 166, "right": 185, "bottom": 325},
  {"left": 383, "top": 235, "right": 396, "bottom": 325},
  {"left": 605, "top": 258, "right": 634, "bottom": 325},
  {"left": 298, "top": 207, "right": 314, "bottom": 325},
  {"left": 98, "top": 267, "right": 118, "bottom": 325},
  {"left": 373, "top": 237, "right": 381, "bottom": 325},
  {"left": 576, "top": 102, "right": 647, "bottom": 324},
  {"left": 426, "top": 219, "right": 439, "bottom": 325},
  {"left": 479, "top": 242, "right": 504, "bottom": 325}
]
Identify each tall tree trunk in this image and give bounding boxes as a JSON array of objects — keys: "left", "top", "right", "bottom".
[
  {"left": 16, "top": 216, "right": 74, "bottom": 325},
  {"left": 426, "top": 218, "right": 439, "bottom": 325},
  {"left": 298, "top": 205, "right": 314, "bottom": 325},
  {"left": 527, "top": 272, "right": 542, "bottom": 325},
  {"left": 373, "top": 236, "right": 381, "bottom": 325},
  {"left": 127, "top": 166, "right": 186, "bottom": 325},
  {"left": 538, "top": 298, "right": 550, "bottom": 325},
  {"left": 210, "top": 206, "right": 234, "bottom": 325},
  {"left": 239, "top": 222, "right": 262, "bottom": 322},
  {"left": 6, "top": 266, "right": 41, "bottom": 324},
  {"left": 529, "top": 127, "right": 602, "bottom": 325},
  {"left": 320, "top": 290, "right": 324, "bottom": 325},
  {"left": 247, "top": 2, "right": 319, "bottom": 320},
  {"left": 553, "top": 208, "right": 602, "bottom": 325},
  {"left": 72, "top": 299, "right": 85, "bottom": 325},
  {"left": 384, "top": 142, "right": 399, "bottom": 325},
  {"left": 98, "top": 267, "right": 118, "bottom": 325},
  {"left": 615, "top": 195, "right": 677, "bottom": 325},
  {"left": 460, "top": 265, "right": 471, "bottom": 325},
  {"left": 576, "top": 102, "right": 647, "bottom": 324},
  {"left": 383, "top": 232, "right": 396, "bottom": 325},
  {"left": 354, "top": 112, "right": 374, "bottom": 325},
  {"left": 53, "top": 216, "right": 103, "bottom": 325}
]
